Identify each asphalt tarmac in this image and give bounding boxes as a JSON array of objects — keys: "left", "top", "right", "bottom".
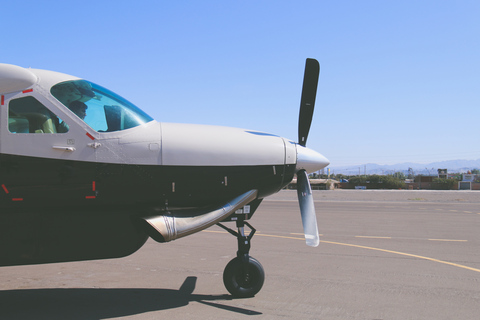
[{"left": 1, "top": 190, "right": 479, "bottom": 319}]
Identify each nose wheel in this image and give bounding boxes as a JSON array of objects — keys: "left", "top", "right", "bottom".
[
  {"left": 223, "top": 256, "right": 264, "bottom": 298},
  {"left": 217, "top": 216, "right": 265, "bottom": 298}
]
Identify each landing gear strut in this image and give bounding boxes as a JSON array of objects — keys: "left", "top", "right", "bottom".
[{"left": 217, "top": 215, "right": 265, "bottom": 298}]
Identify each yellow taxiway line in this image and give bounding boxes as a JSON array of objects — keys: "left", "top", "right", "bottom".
[
  {"left": 202, "top": 230, "right": 480, "bottom": 274},
  {"left": 355, "top": 235, "right": 391, "bottom": 239},
  {"left": 319, "top": 239, "right": 480, "bottom": 273}
]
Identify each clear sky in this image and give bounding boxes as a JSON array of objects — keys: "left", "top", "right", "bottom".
[{"left": 3, "top": 0, "right": 479, "bottom": 167}]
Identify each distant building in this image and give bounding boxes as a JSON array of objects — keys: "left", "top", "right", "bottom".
[
  {"left": 438, "top": 169, "right": 447, "bottom": 179},
  {"left": 459, "top": 173, "right": 477, "bottom": 190}
]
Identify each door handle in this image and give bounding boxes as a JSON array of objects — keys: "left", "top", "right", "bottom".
[{"left": 52, "top": 146, "right": 76, "bottom": 152}]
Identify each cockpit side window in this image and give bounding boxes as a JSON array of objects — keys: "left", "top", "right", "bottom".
[
  {"left": 51, "top": 80, "right": 153, "bottom": 132},
  {"left": 8, "top": 96, "right": 67, "bottom": 134}
]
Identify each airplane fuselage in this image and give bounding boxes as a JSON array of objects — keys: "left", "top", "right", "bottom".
[{"left": 0, "top": 64, "right": 326, "bottom": 267}]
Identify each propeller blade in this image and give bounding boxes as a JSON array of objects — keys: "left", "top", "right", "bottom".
[
  {"left": 296, "top": 169, "right": 320, "bottom": 247},
  {"left": 298, "top": 58, "right": 320, "bottom": 147}
]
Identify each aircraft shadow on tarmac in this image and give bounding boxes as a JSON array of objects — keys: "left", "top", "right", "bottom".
[{"left": 0, "top": 276, "right": 262, "bottom": 319}]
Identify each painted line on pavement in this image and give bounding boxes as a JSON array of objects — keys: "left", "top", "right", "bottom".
[
  {"left": 202, "top": 230, "right": 480, "bottom": 274},
  {"left": 355, "top": 236, "right": 391, "bottom": 239}
]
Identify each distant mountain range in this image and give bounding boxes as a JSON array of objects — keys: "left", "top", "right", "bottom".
[{"left": 328, "top": 159, "right": 480, "bottom": 176}]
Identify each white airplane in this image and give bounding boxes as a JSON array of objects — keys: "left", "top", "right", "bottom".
[{"left": 0, "top": 59, "right": 329, "bottom": 297}]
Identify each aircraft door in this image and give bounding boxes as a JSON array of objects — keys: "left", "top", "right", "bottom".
[{"left": 0, "top": 91, "right": 97, "bottom": 205}]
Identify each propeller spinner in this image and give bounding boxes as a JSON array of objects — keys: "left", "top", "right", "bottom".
[{"left": 295, "top": 58, "right": 329, "bottom": 247}]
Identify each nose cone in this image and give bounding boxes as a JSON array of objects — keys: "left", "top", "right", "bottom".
[{"left": 296, "top": 145, "right": 330, "bottom": 173}]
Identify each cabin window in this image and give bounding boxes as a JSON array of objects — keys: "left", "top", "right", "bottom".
[
  {"left": 8, "top": 96, "right": 67, "bottom": 133},
  {"left": 51, "top": 80, "right": 153, "bottom": 132}
]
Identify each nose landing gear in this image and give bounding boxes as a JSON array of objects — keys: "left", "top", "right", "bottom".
[{"left": 217, "top": 215, "right": 265, "bottom": 298}]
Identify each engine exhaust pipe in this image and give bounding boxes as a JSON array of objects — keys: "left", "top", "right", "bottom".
[{"left": 141, "top": 189, "right": 258, "bottom": 242}]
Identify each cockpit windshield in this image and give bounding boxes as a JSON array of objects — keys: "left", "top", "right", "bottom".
[{"left": 51, "top": 80, "right": 153, "bottom": 132}]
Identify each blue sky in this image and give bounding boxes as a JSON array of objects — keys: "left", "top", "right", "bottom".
[{"left": 3, "top": 0, "right": 479, "bottom": 167}]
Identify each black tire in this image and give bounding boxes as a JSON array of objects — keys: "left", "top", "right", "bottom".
[{"left": 223, "top": 256, "right": 265, "bottom": 298}]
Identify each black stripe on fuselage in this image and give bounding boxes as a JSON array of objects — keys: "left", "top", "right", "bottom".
[
  {"left": 0, "top": 153, "right": 295, "bottom": 266},
  {"left": 0, "top": 153, "right": 295, "bottom": 209}
]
